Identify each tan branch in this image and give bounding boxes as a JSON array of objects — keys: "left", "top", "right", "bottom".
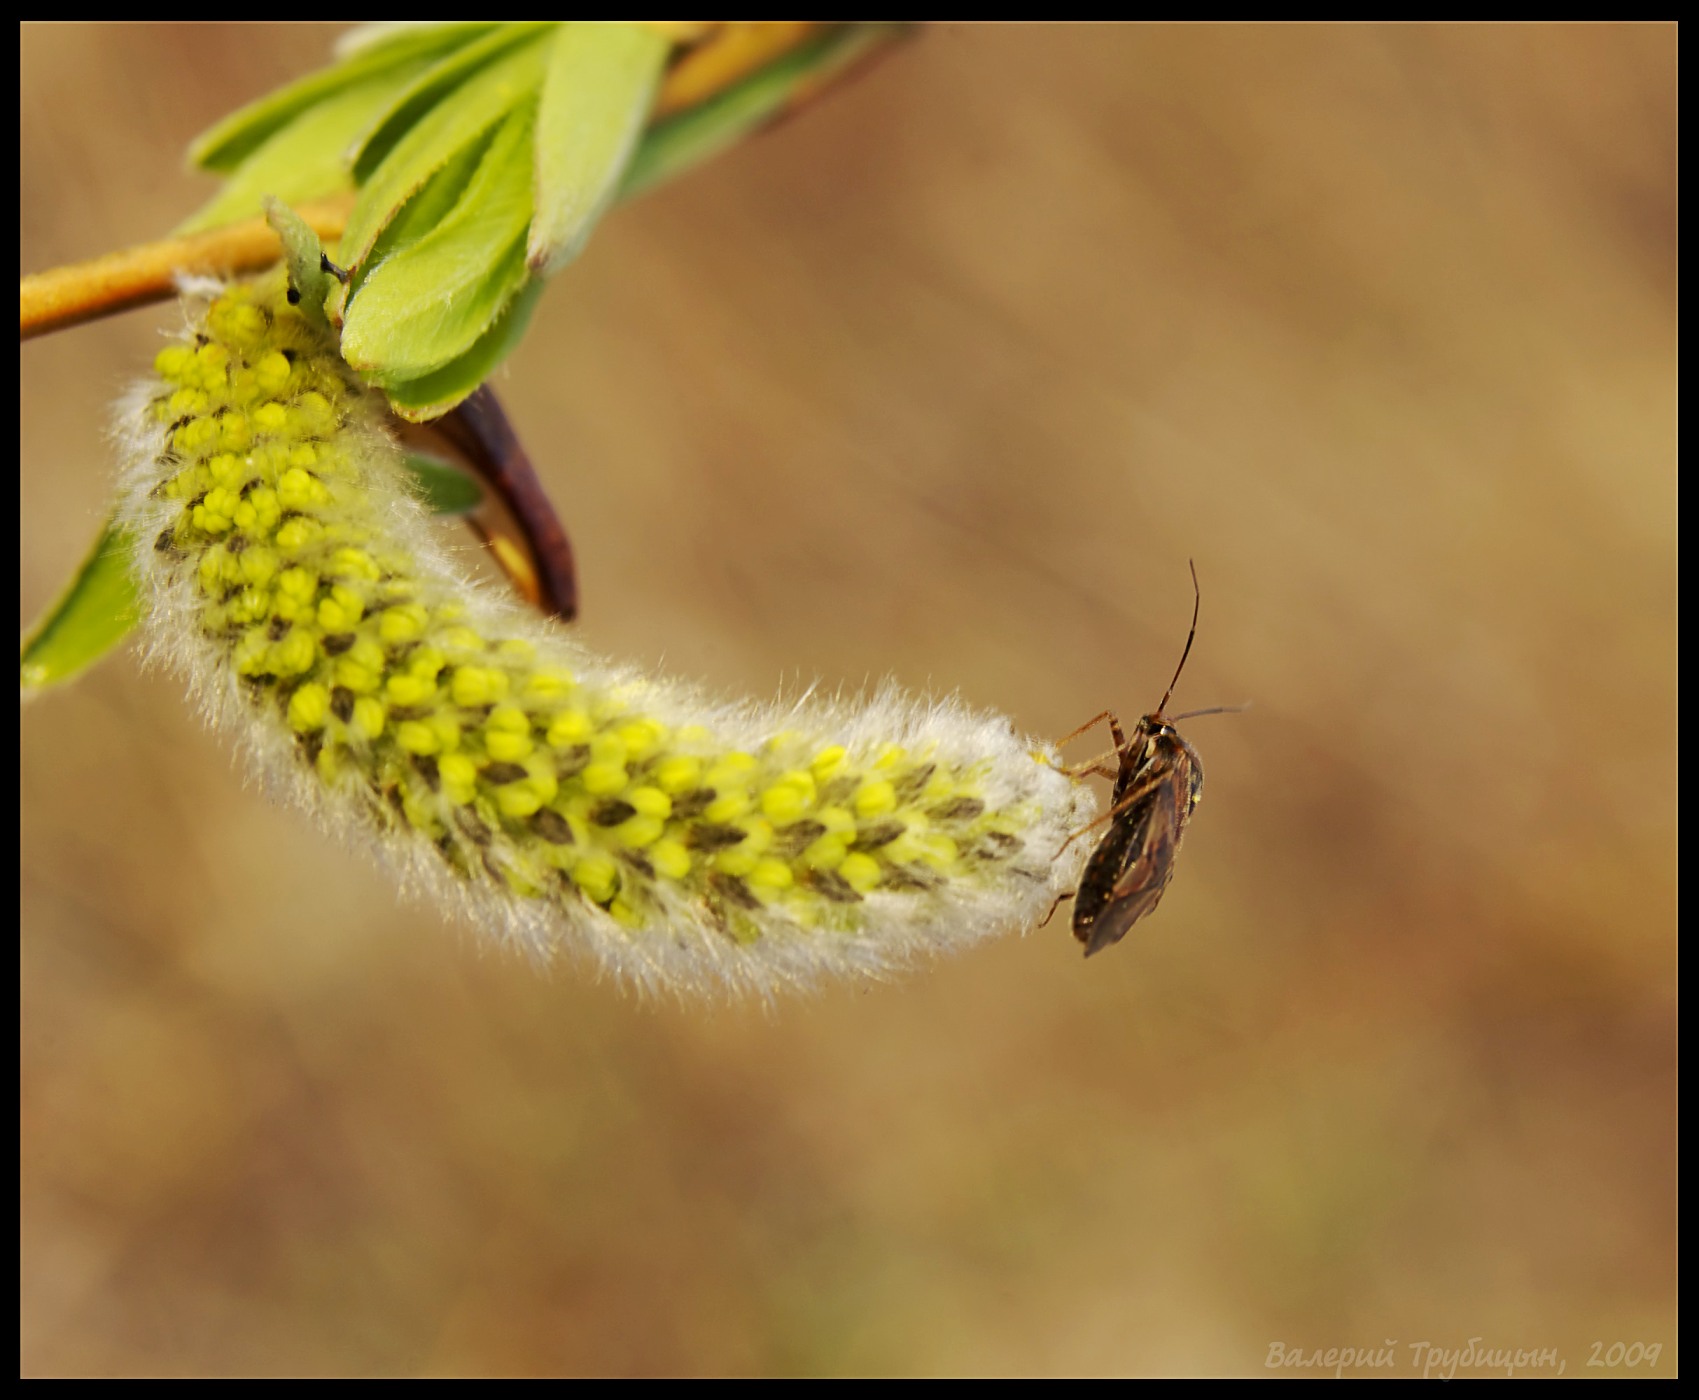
[
  {"left": 19, "top": 23, "right": 863, "bottom": 342},
  {"left": 20, "top": 197, "right": 354, "bottom": 341},
  {"left": 653, "top": 21, "right": 823, "bottom": 118}
]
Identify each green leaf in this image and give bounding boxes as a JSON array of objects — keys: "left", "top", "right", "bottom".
[
  {"left": 349, "top": 22, "right": 554, "bottom": 187},
  {"left": 178, "top": 68, "right": 426, "bottom": 235},
  {"left": 188, "top": 23, "right": 495, "bottom": 174},
  {"left": 348, "top": 125, "right": 498, "bottom": 304},
  {"left": 623, "top": 25, "right": 897, "bottom": 200},
  {"left": 333, "top": 21, "right": 496, "bottom": 63},
  {"left": 177, "top": 22, "right": 908, "bottom": 428},
  {"left": 402, "top": 452, "right": 485, "bottom": 515},
  {"left": 529, "top": 21, "right": 669, "bottom": 277},
  {"left": 337, "top": 27, "right": 552, "bottom": 276},
  {"left": 382, "top": 276, "right": 546, "bottom": 422},
  {"left": 19, "top": 518, "right": 139, "bottom": 699},
  {"left": 262, "top": 198, "right": 337, "bottom": 329},
  {"left": 342, "top": 106, "right": 537, "bottom": 385}
]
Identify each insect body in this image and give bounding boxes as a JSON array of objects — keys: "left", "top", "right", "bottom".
[
  {"left": 1056, "top": 562, "right": 1226, "bottom": 957},
  {"left": 1065, "top": 709, "right": 1204, "bottom": 956}
]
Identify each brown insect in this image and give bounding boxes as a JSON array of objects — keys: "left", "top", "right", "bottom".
[{"left": 1053, "top": 562, "right": 1235, "bottom": 957}]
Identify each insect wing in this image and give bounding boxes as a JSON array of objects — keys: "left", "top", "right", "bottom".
[{"left": 1079, "top": 738, "right": 1203, "bottom": 957}]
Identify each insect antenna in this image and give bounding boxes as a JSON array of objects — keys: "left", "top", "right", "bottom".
[
  {"left": 1167, "top": 702, "right": 1249, "bottom": 723},
  {"left": 1155, "top": 559, "right": 1203, "bottom": 719}
]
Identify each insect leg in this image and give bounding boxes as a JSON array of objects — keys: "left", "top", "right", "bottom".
[
  {"left": 1038, "top": 890, "right": 1075, "bottom": 928},
  {"left": 1054, "top": 709, "right": 1118, "bottom": 748},
  {"left": 1051, "top": 711, "right": 1132, "bottom": 778},
  {"left": 1054, "top": 767, "right": 1172, "bottom": 857},
  {"left": 1055, "top": 754, "right": 1121, "bottom": 780}
]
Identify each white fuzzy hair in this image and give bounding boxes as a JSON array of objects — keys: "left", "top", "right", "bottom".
[{"left": 114, "top": 281, "right": 1097, "bottom": 1001}]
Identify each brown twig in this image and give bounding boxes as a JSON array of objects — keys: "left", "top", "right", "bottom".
[
  {"left": 422, "top": 387, "right": 579, "bottom": 622},
  {"left": 19, "top": 197, "right": 355, "bottom": 340},
  {"left": 18, "top": 22, "right": 862, "bottom": 341},
  {"left": 20, "top": 22, "right": 903, "bottom": 621},
  {"left": 643, "top": 21, "right": 719, "bottom": 44},
  {"left": 653, "top": 21, "right": 823, "bottom": 118},
  {"left": 752, "top": 23, "right": 919, "bottom": 137}
]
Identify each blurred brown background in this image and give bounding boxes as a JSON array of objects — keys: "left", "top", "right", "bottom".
[{"left": 20, "top": 23, "right": 1676, "bottom": 1378}]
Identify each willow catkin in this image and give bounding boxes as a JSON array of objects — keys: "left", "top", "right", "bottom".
[{"left": 116, "top": 272, "right": 1094, "bottom": 998}]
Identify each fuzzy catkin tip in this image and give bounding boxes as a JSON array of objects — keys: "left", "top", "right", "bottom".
[{"left": 115, "top": 272, "right": 1096, "bottom": 999}]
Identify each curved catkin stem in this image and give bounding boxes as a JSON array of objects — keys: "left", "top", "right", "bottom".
[{"left": 116, "top": 275, "right": 1095, "bottom": 998}]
